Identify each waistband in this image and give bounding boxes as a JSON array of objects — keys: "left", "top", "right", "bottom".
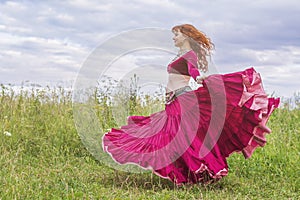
[{"left": 165, "top": 86, "right": 192, "bottom": 104}]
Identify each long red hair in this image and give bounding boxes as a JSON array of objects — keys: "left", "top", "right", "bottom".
[{"left": 172, "top": 24, "right": 214, "bottom": 72}]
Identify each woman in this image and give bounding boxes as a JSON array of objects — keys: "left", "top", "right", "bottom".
[{"left": 102, "top": 24, "right": 280, "bottom": 185}]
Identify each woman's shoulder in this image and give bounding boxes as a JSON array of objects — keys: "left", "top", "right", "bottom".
[
  {"left": 185, "top": 50, "right": 196, "bottom": 55},
  {"left": 182, "top": 50, "right": 197, "bottom": 62},
  {"left": 169, "top": 50, "right": 197, "bottom": 66}
]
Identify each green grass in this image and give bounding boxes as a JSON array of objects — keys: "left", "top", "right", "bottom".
[{"left": 0, "top": 85, "right": 299, "bottom": 199}]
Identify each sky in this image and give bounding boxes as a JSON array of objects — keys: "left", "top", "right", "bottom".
[{"left": 0, "top": 0, "right": 300, "bottom": 98}]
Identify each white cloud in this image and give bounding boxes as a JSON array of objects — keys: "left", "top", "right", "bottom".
[{"left": 0, "top": 0, "right": 299, "bottom": 97}]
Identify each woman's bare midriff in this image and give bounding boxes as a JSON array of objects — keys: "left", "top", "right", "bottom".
[{"left": 166, "top": 73, "right": 191, "bottom": 93}]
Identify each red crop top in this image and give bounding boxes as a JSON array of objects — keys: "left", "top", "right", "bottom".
[{"left": 167, "top": 50, "right": 200, "bottom": 81}]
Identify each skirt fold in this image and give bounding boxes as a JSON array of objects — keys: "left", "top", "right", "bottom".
[{"left": 102, "top": 67, "right": 280, "bottom": 185}]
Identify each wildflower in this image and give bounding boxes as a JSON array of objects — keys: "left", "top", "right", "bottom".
[{"left": 3, "top": 131, "right": 12, "bottom": 136}]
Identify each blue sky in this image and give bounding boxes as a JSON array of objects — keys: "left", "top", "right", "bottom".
[{"left": 0, "top": 0, "right": 299, "bottom": 97}]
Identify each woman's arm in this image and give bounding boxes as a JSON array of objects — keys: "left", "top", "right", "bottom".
[
  {"left": 186, "top": 51, "right": 207, "bottom": 84},
  {"left": 187, "top": 59, "right": 200, "bottom": 81}
]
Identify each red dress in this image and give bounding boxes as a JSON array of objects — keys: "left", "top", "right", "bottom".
[{"left": 102, "top": 50, "right": 280, "bottom": 185}]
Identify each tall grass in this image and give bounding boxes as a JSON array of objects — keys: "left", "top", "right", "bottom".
[{"left": 0, "top": 83, "right": 299, "bottom": 199}]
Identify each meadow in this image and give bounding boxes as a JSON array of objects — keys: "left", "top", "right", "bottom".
[{"left": 0, "top": 83, "right": 299, "bottom": 200}]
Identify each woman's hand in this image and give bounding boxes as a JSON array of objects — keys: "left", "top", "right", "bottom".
[{"left": 196, "top": 75, "right": 207, "bottom": 84}]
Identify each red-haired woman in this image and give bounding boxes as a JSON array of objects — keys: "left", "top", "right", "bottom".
[{"left": 103, "top": 24, "right": 280, "bottom": 185}]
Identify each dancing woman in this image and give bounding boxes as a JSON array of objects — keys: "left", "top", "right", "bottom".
[{"left": 102, "top": 24, "right": 280, "bottom": 185}]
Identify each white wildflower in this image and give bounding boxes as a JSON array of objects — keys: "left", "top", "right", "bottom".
[{"left": 3, "top": 131, "right": 12, "bottom": 136}]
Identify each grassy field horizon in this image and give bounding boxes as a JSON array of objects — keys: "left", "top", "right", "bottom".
[{"left": 0, "top": 84, "right": 299, "bottom": 199}]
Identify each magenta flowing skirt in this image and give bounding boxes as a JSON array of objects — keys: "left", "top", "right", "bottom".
[{"left": 102, "top": 68, "right": 280, "bottom": 185}]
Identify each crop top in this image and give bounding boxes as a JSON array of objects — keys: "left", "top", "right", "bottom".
[{"left": 167, "top": 50, "right": 200, "bottom": 81}]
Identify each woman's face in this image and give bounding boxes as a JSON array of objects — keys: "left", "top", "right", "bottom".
[{"left": 172, "top": 29, "right": 187, "bottom": 47}]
